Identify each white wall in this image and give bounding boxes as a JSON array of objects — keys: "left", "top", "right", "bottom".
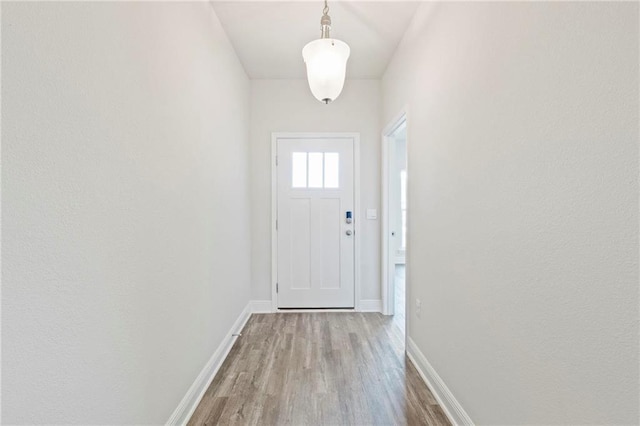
[
  {"left": 250, "top": 79, "right": 381, "bottom": 303},
  {"left": 2, "top": 2, "right": 251, "bottom": 423},
  {"left": 383, "top": 2, "right": 639, "bottom": 424}
]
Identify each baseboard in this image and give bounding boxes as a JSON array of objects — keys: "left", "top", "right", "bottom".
[
  {"left": 250, "top": 300, "right": 273, "bottom": 313},
  {"left": 166, "top": 302, "right": 252, "bottom": 425},
  {"left": 359, "top": 299, "right": 382, "bottom": 312},
  {"left": 406, "top": 337, "right": 474, "bottom": 426}
]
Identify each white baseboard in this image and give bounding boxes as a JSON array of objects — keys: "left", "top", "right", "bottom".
[
  {"left": 166, "top": 302, "right": 252, "bottom": 425},
  {"left": 406, "top": 337, "right": 474, "bottom": 426},
  {"left": 359, "top": 299, "right": 382, "bottom": 312},
  {"left": 250, "top": 300, "right": 273, "bottom": 313}
]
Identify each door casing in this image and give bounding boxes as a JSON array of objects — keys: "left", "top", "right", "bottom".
[
  {"left": 382, "top": 109, "right": 409, "bottom": 317},
  {"left": 271, "top": 132, "right": 361, "bottom": 312}
]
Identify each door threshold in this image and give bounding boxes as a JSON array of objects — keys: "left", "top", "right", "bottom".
[{"left": 276, "top": 308, "right": 355, "bottom": 313}]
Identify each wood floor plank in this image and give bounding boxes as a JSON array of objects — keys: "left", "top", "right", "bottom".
[
  {"left": 199, "top": 397, "right": 229, "bottom": 426},
  {"left": 188, "top": 313, "right": 451, "bottom": 426}
]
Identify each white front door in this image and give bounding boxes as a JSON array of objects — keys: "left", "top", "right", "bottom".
[{"left": 276, "top": 136, "right": 355, "bottom": 308}]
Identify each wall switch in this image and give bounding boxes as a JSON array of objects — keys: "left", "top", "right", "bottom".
[
  {"left": 366, "top": 209, "right": 378, "bottom": 220},
  {"left": 415, "top": 298, "right": 422, "bottom": 318}
]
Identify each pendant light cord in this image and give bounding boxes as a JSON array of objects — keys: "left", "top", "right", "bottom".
[{"left": 320, "top": 0, "right": 331, "bottom": 38}]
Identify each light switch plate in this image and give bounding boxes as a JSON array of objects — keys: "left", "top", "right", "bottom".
[{"left": 366, "top": 209, "right": 378, "bottom": 220}]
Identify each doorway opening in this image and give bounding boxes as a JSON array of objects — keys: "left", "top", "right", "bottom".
[{"left": 382, "top": 113, "right": 408, "bottom": 336}]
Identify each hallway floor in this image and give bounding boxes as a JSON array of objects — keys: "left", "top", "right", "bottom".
[
  {"left": 393, "top": 264, "right": 406, "bottom": 334},
  {"left": 189, "top": 313, "right": 449, "bottom": 426}
]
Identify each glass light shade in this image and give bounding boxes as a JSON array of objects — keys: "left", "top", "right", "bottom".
[{"left": 302, "top": 38, "right": 350, "bottom": 104}]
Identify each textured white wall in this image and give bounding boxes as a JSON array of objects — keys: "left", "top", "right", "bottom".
[
  {"left": 2, "top": 2, "right": 251, "bottom": 423},
  {"left": 383, "top": 2, "right": 639, "bottom": 424},
  {"left": 250, "top": 79, "right": 381, "bottom": 302}
]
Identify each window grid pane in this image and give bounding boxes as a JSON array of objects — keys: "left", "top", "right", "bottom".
[
  {"left": 324, "top": 153, "right": 340, "bottom": 188},
  {"left": 292, "top": 152, "right": 307, "bottom": 188},
  {"left": 308, "top": 152, "right": 323, "bottom": 188}
]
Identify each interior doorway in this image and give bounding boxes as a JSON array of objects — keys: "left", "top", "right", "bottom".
[{"left": 382, "top": 114, "right": 408, "bottom": 335}]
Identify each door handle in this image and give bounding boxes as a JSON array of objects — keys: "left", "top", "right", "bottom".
[{"left": 346, "top": 230, "right": 353, "bottom": 236}]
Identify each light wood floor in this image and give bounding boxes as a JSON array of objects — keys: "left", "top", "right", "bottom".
[
  {"left": 188, "top": 313, "right": 450, "bottom": 426},
  {"left": 394, "top": 265, "right": 406, "bottom": 334}
]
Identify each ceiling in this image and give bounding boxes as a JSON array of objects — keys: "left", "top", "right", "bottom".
[{"left": 210, "top": 2, "right": 421, "bottom": 79}]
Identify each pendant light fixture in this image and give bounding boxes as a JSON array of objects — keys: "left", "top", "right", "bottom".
[{"left": 302, "top": 0, "right": 350, "bottom": 104}]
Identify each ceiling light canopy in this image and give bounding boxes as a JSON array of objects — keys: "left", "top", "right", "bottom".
[{"left": 302, "top": 0, "right": 350, "bottom": 104}]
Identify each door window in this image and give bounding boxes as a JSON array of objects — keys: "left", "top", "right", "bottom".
[{"left": 291, "top": 152, "right": 340, "bottom": 189}]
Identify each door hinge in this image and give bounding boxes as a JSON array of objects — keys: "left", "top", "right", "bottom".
[
  {"left": 276, "top": 283, "right": 279, "bottom": 293},
  {"left": 275, "top": 155, "right": 278, "bottom": 166},
  {"left": 276, "top": 219, "right": 278, "bottom": 230}
]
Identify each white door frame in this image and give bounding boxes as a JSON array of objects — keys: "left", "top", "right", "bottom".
[
  {"left": 271, "top": 132, "right": 361, "bottom": 312},
  {"left": 381, "top": 109, "right": 408, "bottom": 316}
]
